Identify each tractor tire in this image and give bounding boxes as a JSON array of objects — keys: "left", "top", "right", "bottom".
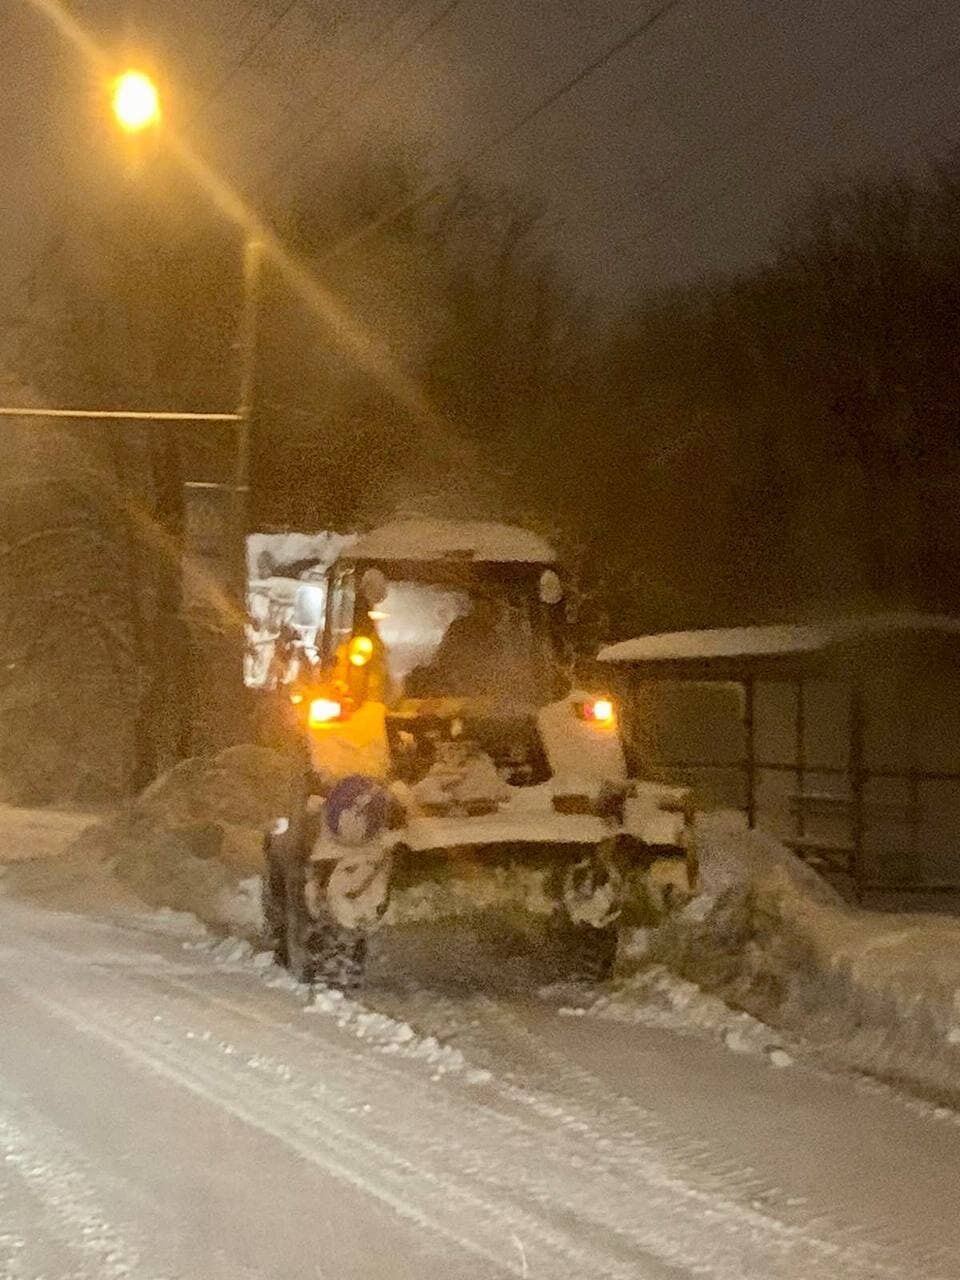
[
  {"left": 550, "top": 916, "right": 618, "bottom": 983},
  {"left": 264, "top": 776, "right": 371, "bottom": 993},
  {"left": 281, "top": 852, "right": 370, "bottom": 992},
  {"left": 261, "top": 832, "right": 289, "bottom": 967},
  {"left": 309, "top": 919, "right": 368, "bottom": 995},
  {"left": 284, "top": 890, "right": 318, "bottom": 985},
  {"left": 285, "top": 891, "right": 368, "bottom": 993}
]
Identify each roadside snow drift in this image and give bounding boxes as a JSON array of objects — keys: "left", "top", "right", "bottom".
[
  {"left": 648, "top": 812, "right": 960, "bottom": 1105},
  {"left": 0, "top": 805, "right": 99, "bottom": 863},
  {"left": 5, "top": 746, "right": 300, "bottom": 934}
]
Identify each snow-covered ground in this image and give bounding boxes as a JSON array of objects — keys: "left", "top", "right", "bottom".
[
  {"left": 653, "top": 811, "right": 960, "bottom": 1106},
  {"left": 4, "top": 807, "right": 960, "bottom": 1277}
]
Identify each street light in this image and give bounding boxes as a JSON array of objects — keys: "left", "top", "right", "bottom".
[
  {"left": 104, "top": 64, "right": 260, "bottom": 760},
  {"left": 105, "top": 64, "right": 261, "bottom": 607},
  {"left": 105, "top": 65, "right": 263, "bottom": 745},
  {"left": 111, "top": 70, "right": 161, "bottom": 133},
  {"left": 0, "top": 56, "right": 262, "bottom": 765}
]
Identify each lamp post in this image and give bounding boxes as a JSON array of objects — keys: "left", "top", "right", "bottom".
[
  {"left": 0, "top": 71, "right": 263, "bottom": 778},
  {"left": 108, "top": 67, "right": 264, "bottom": 747},
  {"left": 106, "top": 69, "right": 263, "bottom": 681},
  {"left": 106, "top": 69, "right": 260, "bottom": 603}
]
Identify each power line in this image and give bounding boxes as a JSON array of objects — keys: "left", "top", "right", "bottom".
[
  {"left": 256, "top": 0, "right": 467, "bottom": 204},
  {"left": 191, "top": 0, "right": 306, "bottom": 123},
  {"left": 0, "top": 406, "right": 241, "bottom": 422},
  {"left": 315, "top": 0, "right": 689, "bottom": 265}
]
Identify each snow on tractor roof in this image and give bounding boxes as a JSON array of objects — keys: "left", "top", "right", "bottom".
[
  {"left": 247, "top": 531, "right": 353, "bottom": 579},
  {"left": 598, "top": 613, "right": 960, "bottom": 664},
  {"left": 344, "top": 519, "right": 556, "bottom": 565}
]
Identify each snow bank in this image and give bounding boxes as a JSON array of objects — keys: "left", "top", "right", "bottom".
[
  {"left": 646, "top": 812, "right": 960, "bottom": 1105},
  {"left": 14, "top": 745, "right": 302, "bottom": 936},
  {"left": 0, "top": 805, "right": 100, "bottom": 864},
  {"left": 88, "top": 743, "right": 303, "bottom": 932}
]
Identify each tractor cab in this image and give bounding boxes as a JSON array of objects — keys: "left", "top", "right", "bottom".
[{"left": 292, "top": 520, "right": 577, "bottom": 785}]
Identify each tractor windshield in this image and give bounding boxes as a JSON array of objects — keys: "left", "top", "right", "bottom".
[{"left": 369, "top": 577, "right": 555, "bottom": 706}]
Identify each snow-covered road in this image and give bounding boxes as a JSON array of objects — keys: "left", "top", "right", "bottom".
[{"left": 1, "top": 894, "right": 959, "bottom": 1279}]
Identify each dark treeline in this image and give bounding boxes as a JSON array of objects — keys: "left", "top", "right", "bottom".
[
  {"left": 578, "top": 164, "right": 960, "bottom": 642},
  {"left": 5, "top": 150, "right": 960, "bottom": 797}
]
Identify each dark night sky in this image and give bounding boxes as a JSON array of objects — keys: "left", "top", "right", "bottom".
[{"left": 2, "top": 0, "right": 959, "bottom": 313}]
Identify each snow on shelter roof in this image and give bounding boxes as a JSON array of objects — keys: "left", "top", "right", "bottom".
[
  {"left": 343, "top": 519, "right": 556, "bottom": 565},
  {"left": 598, "top": 614, "right": 960, "bottom": 665}
]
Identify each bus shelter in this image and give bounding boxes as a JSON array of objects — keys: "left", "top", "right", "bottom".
[{"left": 599, "top": 615, "right": 960, "bottom": 898}]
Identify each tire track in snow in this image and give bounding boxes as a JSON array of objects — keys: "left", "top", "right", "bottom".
[
  {"left": 15, "top": 978, "right": 650, "bottom": 1280},
  {"left": 159, "top": 967, "right": 960, "bottom": 1280},
  {"left": 150, "top": 976, "right": 830, "bottom": 1278},
  {"left": 3, "top": 904, "right": 954, "bottom": 1280},
  {"left": 367, "top": 984, "right": 960, "bottom": 1277},
  {"left": 0, "top": 1080, "right": 170, "bottom": 1279},
  {"left": 30, "top": 963, "right": 926, "bottom": 1280},
  {"left": 172, "top": 982, "right": 823, "bottom": 1278},
  {"left": 0, "top": 915, "right": 713, "bottom": 1276}
]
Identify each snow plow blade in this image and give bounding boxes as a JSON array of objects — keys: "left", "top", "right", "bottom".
[{"left": 263, "top": 777, "right": 696, "bottom": 991}]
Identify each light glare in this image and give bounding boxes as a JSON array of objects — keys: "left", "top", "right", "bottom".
[
  {"left": 308, "top": 697, "right": 342, "bottom": 727},
  {"left": 112, "top": 70, "right": 160, "bottom": 132},
  {"left": 348, "top": 636, "right": 375, "bottom": 667},
  {"left": 591, "top": 698, "right": 615, "bottom": 724}
]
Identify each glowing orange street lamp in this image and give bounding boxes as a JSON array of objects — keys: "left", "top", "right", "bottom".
[
  {"left": 106, "top": 63, "right": 260, "bottom": 615},
  {"left": 111, "top": 70, "right": 161, "bottom": 133}
]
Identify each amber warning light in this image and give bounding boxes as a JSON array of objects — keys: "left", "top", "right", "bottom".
[
  {"left": 348, "top": 635, "right": 375, "bottom": 667},
  {"left": 577, "top": 697, "right": 616, "bottom": 726}
]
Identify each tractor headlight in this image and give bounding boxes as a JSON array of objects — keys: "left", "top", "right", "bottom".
[{"left": 308, "top": 697, "right": 343, "bottom": 727}]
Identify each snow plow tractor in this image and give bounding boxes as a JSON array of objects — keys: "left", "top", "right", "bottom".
[{"left": 258, "top": 519, "right": 696, "bottom": 990}]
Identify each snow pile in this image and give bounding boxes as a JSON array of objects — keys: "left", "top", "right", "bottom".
[
  {"left": 130, "top": 744, "right": 297, "bottom": 836},
  {"left": 558, "top": 963, "right": 793, "bottom": 1066},
  {"left": 23, "top": 746, "right": 301, "bottom": 935},
  {"left": 0, "top": 805, "right": 100, "bottom": 864},
  {"left": 648, "top": 812, "right": 960, "bottom": 1105}
]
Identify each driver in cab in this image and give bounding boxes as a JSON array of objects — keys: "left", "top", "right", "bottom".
[{"left": 406, "top": 596, "right": 515, "bottom": 700}]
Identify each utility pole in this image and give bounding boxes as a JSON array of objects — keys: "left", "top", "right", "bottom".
[
  {"left": 233, "top": 237, "right": 264, "bottom": 602},
  {"left": 176, "top": 233, "right": 264, "bottom": 755}
]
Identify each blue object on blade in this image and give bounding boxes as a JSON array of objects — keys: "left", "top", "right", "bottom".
[{"left": 325, "top": 775, "right": 390, "bottom": 846}]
